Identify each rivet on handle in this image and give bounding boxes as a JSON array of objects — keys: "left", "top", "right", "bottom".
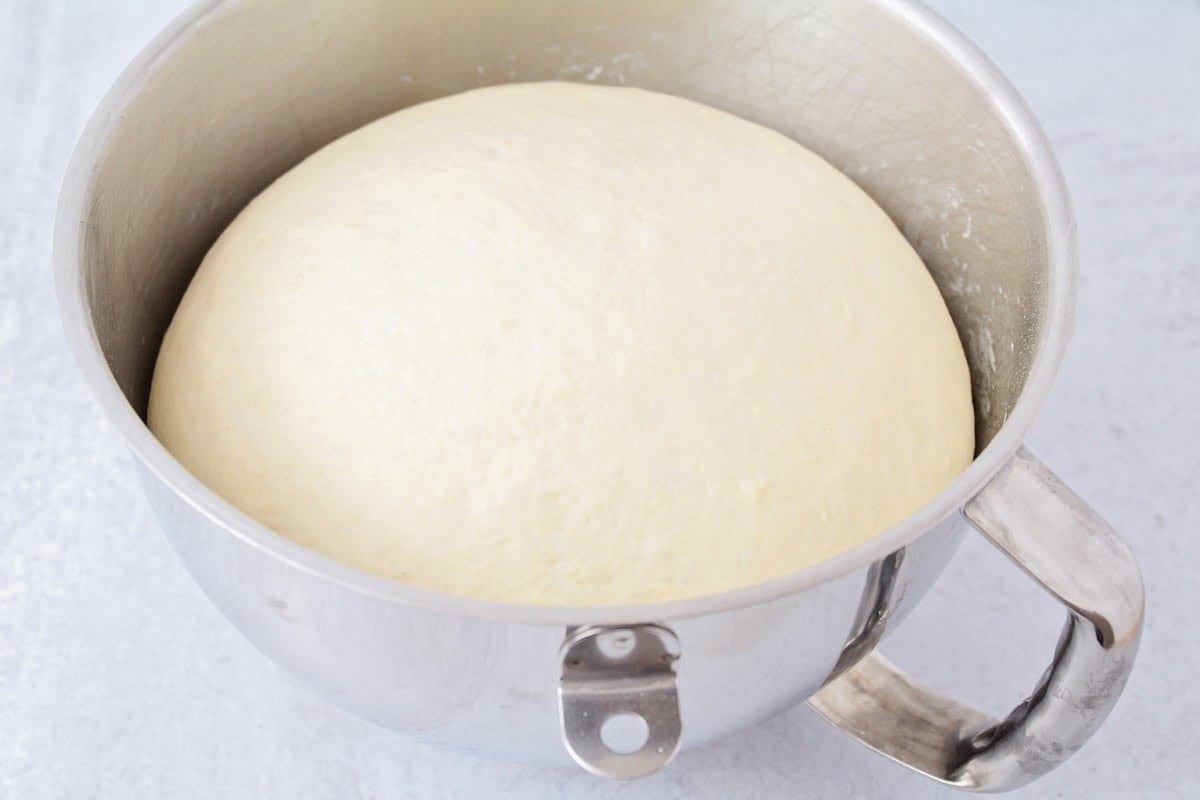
[{"left": 558, "top": 624, "right": 682, "bottom": 779}]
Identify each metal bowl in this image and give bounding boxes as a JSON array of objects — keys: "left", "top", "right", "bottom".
[{"left": 55, "top": 0, "right": 1143, "bottom": 789}]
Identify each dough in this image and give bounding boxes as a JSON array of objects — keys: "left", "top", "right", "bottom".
[{"left": 149, "top": 82, "right": 974, "bottom": 605}]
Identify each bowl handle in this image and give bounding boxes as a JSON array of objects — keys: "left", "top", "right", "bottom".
[{"left": 809, "top": 446, "right": 1145, "bottom": 792}]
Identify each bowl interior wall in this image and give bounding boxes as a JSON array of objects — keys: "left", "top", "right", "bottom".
[{"left": 82, "top": 0, "right": 1050, "bottom": 450}]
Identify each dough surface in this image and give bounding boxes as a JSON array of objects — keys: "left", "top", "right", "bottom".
[{"left": 149, "top": 82, "right": 974, "bottom": 605}]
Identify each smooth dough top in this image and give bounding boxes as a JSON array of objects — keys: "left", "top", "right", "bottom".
[{"left": 149, "top": 82, "right": 974, "bottom": 606}]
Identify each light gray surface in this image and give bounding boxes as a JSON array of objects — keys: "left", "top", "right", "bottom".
[{"left": 1, "top": 1, "right": 1196, "bottom": 797}]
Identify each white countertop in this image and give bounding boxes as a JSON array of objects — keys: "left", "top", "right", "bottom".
[{"left": 3, "top": 1, "right": 1197, "bottom": 797}]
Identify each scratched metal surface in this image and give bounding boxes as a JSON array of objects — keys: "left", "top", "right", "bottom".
[{"left": 2, "top": 1, "right": 1198, "bottom": 797}]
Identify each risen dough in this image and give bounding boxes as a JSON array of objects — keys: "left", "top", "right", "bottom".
[{"left": 149, "top": 82, "right": 974, "bottom": 605}]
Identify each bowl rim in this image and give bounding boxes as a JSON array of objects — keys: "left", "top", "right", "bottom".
[{"left": 54, "top": 0, "right": 1077, "bottom": 626}]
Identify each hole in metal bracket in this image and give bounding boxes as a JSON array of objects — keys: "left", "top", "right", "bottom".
[{"left": 600, "top": 712, "right": 650, "bottom": 754}]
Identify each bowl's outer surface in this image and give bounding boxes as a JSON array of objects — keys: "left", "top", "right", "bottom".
[{"left": 56, "top": 0, "right": 1074, "bottom": 762}]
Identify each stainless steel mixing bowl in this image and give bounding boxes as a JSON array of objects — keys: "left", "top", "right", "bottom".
[{"left": 55, "top": 0, "right": 1144, "bottom": 790}]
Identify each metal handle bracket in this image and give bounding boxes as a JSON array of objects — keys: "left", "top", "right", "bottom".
[{"left": 558, "top": 624, "right": 683, "bottom": 780}]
